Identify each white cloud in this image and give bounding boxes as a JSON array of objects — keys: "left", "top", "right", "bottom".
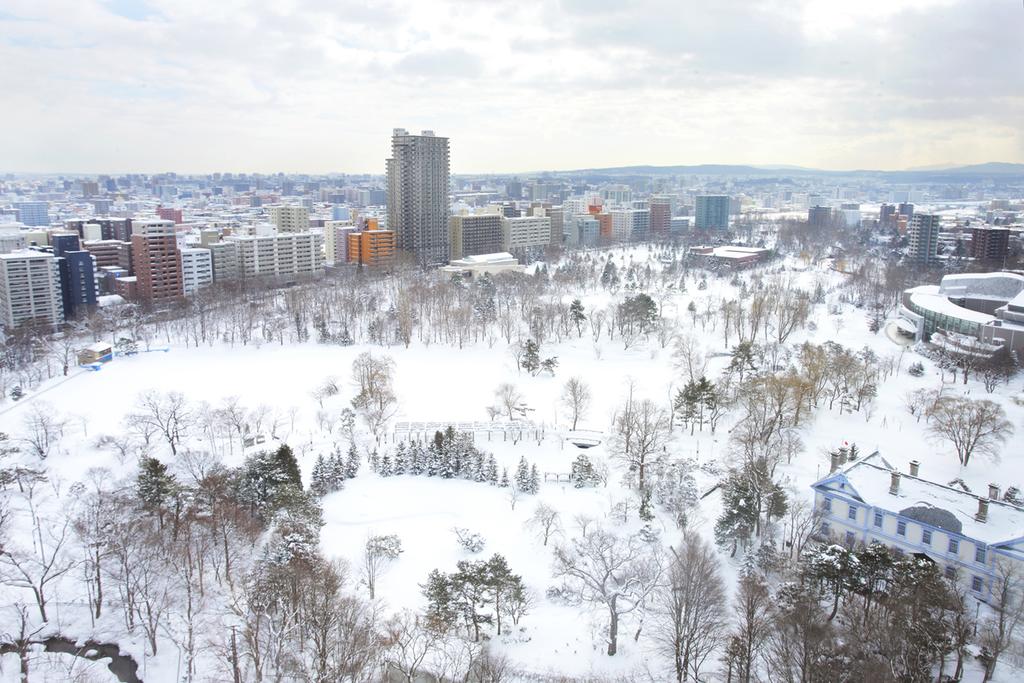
[{"left": 0, "top": 0, "right": 1019, "bottom": 173}]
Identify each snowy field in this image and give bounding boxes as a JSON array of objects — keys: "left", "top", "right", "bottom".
[{"left": 1, "top": 247, "right": 1022, "bottom": 681}]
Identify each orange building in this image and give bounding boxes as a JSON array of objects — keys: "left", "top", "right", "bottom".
[
  {"left": 347, "top": 229, "right": 396, "bottom": 267},
  {"left": 597, "top": 213, "right": 613, "bottom": 239}
]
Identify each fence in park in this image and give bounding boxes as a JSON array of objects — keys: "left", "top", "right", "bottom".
[{"left": 392, "top": 420, "right": 545, "bottom": 444}]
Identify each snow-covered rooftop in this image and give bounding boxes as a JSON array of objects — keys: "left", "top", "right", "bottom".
[
  {"left": 907, "top": 285, "right": 997, "bottom": 325},
  {"left": 838, "top": 456, "right": 1024, "bottom": 544},
  {"left": 938, "top": 272, "right": 1024, "bottom": 302}
]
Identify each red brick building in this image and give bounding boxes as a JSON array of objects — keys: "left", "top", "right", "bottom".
[{"left": 131, "top": 219, "right": 183, "bottom": 304}]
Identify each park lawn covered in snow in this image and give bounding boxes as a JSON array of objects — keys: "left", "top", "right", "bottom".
[{"left": 1, "top": 247, "right": 1022, "bottom": 681}]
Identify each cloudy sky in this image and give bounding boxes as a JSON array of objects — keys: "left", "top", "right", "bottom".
[{"left": 1, "top": 0, "right": 1021, "bottom": 174}]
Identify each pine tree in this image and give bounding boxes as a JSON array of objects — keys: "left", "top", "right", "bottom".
[
  {"left": 393, "top": 441, "right": 408, "bottom": 475},
  {"left": 522, "top": 340, "right": 541, "bottom": 375},
  {"left": 368, "top": 449, "right": 380, "bottom": 474},
  {"left": 486, "top": 455, "right": 499, "bottom": 485},
  {"left": 379, "top": 451, "right": 393, "bottom": 477},
  {"left": 569, "top": 299, "right": 586, "bottom": 337},
  {"left": 529, "top": 464, "right": 540, "bottom": 494},
  {"left": 344, "top": 443, "right": 360, "bottom": 478},
  {"left": 499, "top": 468, "right": 510, "bottom": 488},
  {"left": 472, "top": 449, "right": 487, "bottom": 483},
  {"left": 427, "top": 443, "right": 441, "bottom": 477},
  {"left": 310, "top": 454, "right": 328, "bottom": 496},
  {"left": 274, "top": 444, "right": 302, "bottom": 487},
  {"left": 408, "top": 442, "right": 424, "bottom": 476},
  {"left": 514, "top": 457, "right": 531, "bottom": 491},
  {"left": 137, "top": 456, "right": 177, "bottom": 522},
  {"left": 571, "top": 454, "right": 595, "bottom": 488}
]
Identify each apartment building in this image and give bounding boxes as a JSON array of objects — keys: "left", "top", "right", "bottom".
[
  {"left": 501, "top": 215, "right": 551, "bottom": 257},
  {"left": 210, "top": 232, "right": 324, "bottom": 280},
  {"left": 387, "top": 128, "right": 450, "bottom": 265},
  {"left": 324, "top": 221, "right": 356, "bottom": 264},
  {"left": 0, "top": 251, "right": 64, "bottom": 328},
  {"left": 267, "top": 205, "right": 311, "bottom": 232},
  {"left": 180, "top": 247, "right": 213, "bottom": 295},
  {"left": 450, "top": 214, "right": 503, "bottom": 260},
  {"left": 346, "top": 229, "right": 396, "bottom": 267},
  {"left": 908, "top": 213, "right": 941, "bottom": 265},
  {"left": 51, "top": 233, "right": 98, "bottom": 318},
  {"left": 695, "top": 195, "right": 730, "bottom": 231},
  {"left": 131, "top": 219, "right": 183, "bottom": 304}
]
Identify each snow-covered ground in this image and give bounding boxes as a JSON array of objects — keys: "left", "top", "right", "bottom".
[{"left": 1, "top": 247, "right": 1021, "bottom": 681}]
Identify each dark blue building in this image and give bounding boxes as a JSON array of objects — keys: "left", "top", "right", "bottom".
[{"left": 51, "top": 234, "right": 97, "bottom": 319}]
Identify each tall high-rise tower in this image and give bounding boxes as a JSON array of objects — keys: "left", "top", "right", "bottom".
[
  {"left": 386, "top": 128, "right": 450, "bottom": 265},
  {"left": 907, "top": 213, "right": 940, "bottom": 266}
]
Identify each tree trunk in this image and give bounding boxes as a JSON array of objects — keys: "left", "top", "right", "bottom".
[{"left": 607, "top": 599, "right": 619, "bottom": 656}]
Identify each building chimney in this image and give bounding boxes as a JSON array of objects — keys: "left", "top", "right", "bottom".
[
  {"left": 889, "top": 471, "right": 901, "bottom": 495},
  {"left": 989, "top": 484, "right": 1001, "bottom": 501},
  {"left": 909, "top": 460, "right": 920, "bottom": 477},
  {"left": 830, "top": 452, "right": 840, "bottom": 474},
  {"left": 977, "top": 498, "right": 989, "bottom": 523}
]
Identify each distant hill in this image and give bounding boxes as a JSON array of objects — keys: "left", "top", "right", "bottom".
[{"left": 536, "top": 162, "right": 1024, "bottom": 179}]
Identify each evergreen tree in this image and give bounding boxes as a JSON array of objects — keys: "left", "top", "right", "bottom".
[
  {"left": 344, "top": 442, "right": 360, "bottom": 478},
  {"left": 137, "top": 456, "right": 177, "bottom": 523},
  {"left": 569, "top": 299, "right": 586, "bottom": 337},
  {"left": 379, "top": 451, "right": 393, "bottom": 477},
  {"left": 571, "top": 454, "right": 596, "bottom": 488},
  {"left": 515, "top": 457, "right": 531, "bottom": 491},
  {"left": 393, "top": 441, "right": 408, "bottom": 475},
  {"left": 714, "top": 471, "right": 759, "bottom": 557},
  {"left": 486, "top": 455, "right": 499, "bottom": 485},
  {"left": 310, "top": 454, "right": 328, "bottom": 496},
  {"left": 368, "top": 449, "right": 380, "bottom": 473},
  {"left": 522, "top": 340, "right": 541, "bottom": 375},
  {"left": 274, "top": 444, "right": 302, "bottom": 488},
  {"left": 499, "top": 468, "right": 510, "bottom": 488},
  {"left": 529, "top": 464, "right": 540, "bottom": 494}
]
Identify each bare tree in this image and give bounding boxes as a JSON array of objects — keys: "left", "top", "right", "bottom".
[
  {"left": 651, "top": 532, "right": 727, "bottom": 682},
  {"left": 552, "top": 527, "right": 662, "bottom": 656},
  {"left": 928, "top": 396, "right": 1013, "bottom": 466},
  {"left": 0, "top": 474, "right": 77, "bottom": 621},
  {"left": 560, "top": 377, "right": 591, "bottom": 431},
  {"left": 612, "top": 396, "right": 670, "bottom": 494},
  {"left": 385, "top": 610, "right": 441, "bottom": 683},
  {"left": 135, "top": 390, "right": 193, "bottom": 456},
  {"left": 726, "top": 570, "right": 773, "bottom": 683},
  {"left": 19, "top": 403, "right": 65, "bottom": 459},
  {"left": 979, "top": 560, "right": 1024, "bottom": 682},
  {"left": 362, "top": 534, "right": 402, "bottom": 600},
  {"left": 672, "top": 333, "right": 707, "bottom": 383},
  {"left": 494, "top": 383, "right": 524, "bottom": 422},
  {"left": 528, "top": 503, "right": 561, "bottom": 546},
  {"left": 351, "top": 353, "right": 398, "bottom": 443}
]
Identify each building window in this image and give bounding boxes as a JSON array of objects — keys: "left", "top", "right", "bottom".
[
  {"left": 972, "top": 576, "right": 984, "bottom": 592},
  {"left": 845, "top": 531, "right": 855, "bottom": 547},
  {"left": 848, "top": 506, "right": 857, "bottom": 521},
  {"left": 949, "top": 539, "right": 959, "bottom": 554},
  {"left": 874, "top": 511, "right": 883, "bottom": 528},
  {"left": 820, "top": 522, "right": 831, "bottom": 536},
  {"left": 892, "top": 547, "right": 904, "bottom": 558},
  {"left": 897, "top": 521, "right": 907, "bottom": 536},
  {"left": 922, "top": 530, "right": 932, "bottom": 546},
  {"left": 976, "top": 547, "right": 986, "bottom": 564},
  {"left": 822, "top": 498, "right": 832, "bottom": 512},
  {"left": 945, "top": 566, "right": 957, "bottom": 580}
]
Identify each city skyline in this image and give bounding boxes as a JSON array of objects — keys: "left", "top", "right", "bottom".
[{"left": 1, "top": 0, "right": 1021, "bottom": 174}]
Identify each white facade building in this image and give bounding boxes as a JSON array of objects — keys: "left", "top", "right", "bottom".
[
  {"left": 501, "top": 215, "right": 551, "bottom": 255},
  {"left": 180, "top": 247, "right": 213, "bottom": 295},
  {"left": 267, "top": 205, "right": 311, "bottom": 233},
  {"left": 211, "top": 232, "right": 324, "bottom": 280},
  {"left": 0, "top": 251, "right": 64, "bottom": 328}
]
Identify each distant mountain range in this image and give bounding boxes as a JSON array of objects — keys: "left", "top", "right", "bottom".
[{"left": 545, "top": 162, "right": 1024, "bottom": 180}]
